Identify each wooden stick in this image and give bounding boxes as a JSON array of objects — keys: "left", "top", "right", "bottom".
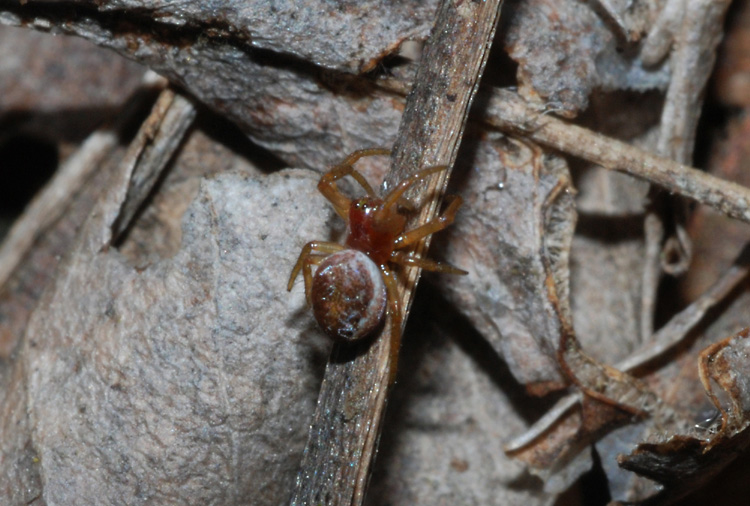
[
  {"left": 480, "top": 89, "right": 750, "bottom": 224},
  {"left": 110, "top": 88, "right": 196, "bottom": 242},
  {"left": 290, "top": 0, "right": 505, "bottom": 504}
]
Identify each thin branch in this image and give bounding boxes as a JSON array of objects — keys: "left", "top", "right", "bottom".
[
  {"left": 290, "top": 0, "right": 504, "bottom": 504},
  {"left": 110, "top": 86, "right": 197, "bottom": 243},
  {"left": 481, "top": 89, "right": 750, "bottom": 224}
]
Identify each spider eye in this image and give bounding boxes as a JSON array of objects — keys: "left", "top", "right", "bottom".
[{"left": 354, "top": 199, "right": 368, "bottom": 210}]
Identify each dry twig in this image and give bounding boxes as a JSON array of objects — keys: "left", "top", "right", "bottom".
[
  {"left": 481, "top": 89, "right": 750, "bottom": 224},
  {"left": 110, "top": 87, "right": 197, "bottom": 242},
  {"left": 290, "top": 0, "right": 504, "bottom": 503}
]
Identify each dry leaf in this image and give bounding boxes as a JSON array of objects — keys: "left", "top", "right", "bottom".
[{"left": 3, "top": 0, "right": 750, "bottom": 504}]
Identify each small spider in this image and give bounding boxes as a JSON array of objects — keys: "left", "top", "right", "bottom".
[{"left": 287, "top": 148, "right": 466, "bottom": 346}]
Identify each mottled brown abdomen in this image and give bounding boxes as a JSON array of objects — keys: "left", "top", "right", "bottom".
[{"left": 311, "top": 250, "right": 387, "bottom": 342}]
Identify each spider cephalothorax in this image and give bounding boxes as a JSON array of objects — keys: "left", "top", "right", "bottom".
[{"left": 288, "top": 148, "right": 465, "bottom": 344}]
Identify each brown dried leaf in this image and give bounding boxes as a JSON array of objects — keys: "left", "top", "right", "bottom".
[
  {"left": 618, "top": 329, "right": 750, "bottom": 503},
  {"left": 0, "top": 1, "right": 424, "bottom": 169},
  {"left": 502, "top": 0, "right": 668, "bottom": 116},
  {"left": 436, "top": 132, "right": 576, "bottom": 393},
  {"left": 4, "top": 0, "right": 750, "bottom": 504}
]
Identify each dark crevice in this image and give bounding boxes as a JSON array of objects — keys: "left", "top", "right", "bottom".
[
  {"left": 196, "top": 108, "right": 286, "bottom": 174},
  {"left": 0, "top": 134, "right": 59, "bottom": 240}
]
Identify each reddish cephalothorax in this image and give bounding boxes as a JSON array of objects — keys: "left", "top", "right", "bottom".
[
  {"left": 346, "top": 197, "right": 405, "bottom": 266},
  {"left": 288, "top": 148, "right": 466, "bottom": 345}
]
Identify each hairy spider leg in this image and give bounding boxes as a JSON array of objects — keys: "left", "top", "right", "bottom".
[
  {"left": 379, "top": 164, "right": 448, "bottom": 214},
  {"left": 390, "top": 251, "right": 468, "bottom": 275},
  {"left": 386, "top": 194, "right": 466, "bottom": 274},
  {"left": 379, "top": 264, "right": 403, "bottom": 382},
  {"left": 317, "top": 148, "right": 391, "bottom": 219},
  {"left": 393, "top": 194, "right": 463, "bottom": 249},
  {"left": 287, "top": 241, "right": 345, "bottom": 294},
  {"left": 300, "top": 253, "right": 330, "bottom": 306}
]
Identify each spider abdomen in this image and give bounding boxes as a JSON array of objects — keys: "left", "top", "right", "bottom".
[{"left": 311, "top": 249, "right": 387, "bottom": 342}]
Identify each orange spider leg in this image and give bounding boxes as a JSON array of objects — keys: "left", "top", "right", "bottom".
[
  {"left": 379, "top": 265, "right": 403, "bottom": 381},
  {"left": 380, "top": 165, "right": 449, "bottom": 213},
  {"left": 300, "top": 253, "right": 329, "bottom": 305},
  {"left": 287, "top": 241, "right": 345, "bottom": 293},
  {"left": 390, "top": 250, "right": 468, "bottom": 275},
  {"left": 317, "top": 148, "right": 391, "bottom": 219},
  {"left": 393, "top": 194, "right": 463, "bottom": 250}
]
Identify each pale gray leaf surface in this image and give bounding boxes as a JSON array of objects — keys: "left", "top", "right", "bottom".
[
  {"left": 21, "top": 169, "right": 331, "bottom": 505},
  {"left": 37, "top": 0, "right": 437, "bottom": 72},
  {"left": 435, "top": 131, "right": 576, "bottom": 392},
  {"left": 0, "top": 361, "right": 42, "bottom": 505},
  {"left": 568, "top": 95, "right": 661, "bottom": 362},
  {"left": 502, "top": 0, "right": 669, "bottom": 116}
]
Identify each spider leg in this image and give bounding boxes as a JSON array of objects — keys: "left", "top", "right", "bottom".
[
  {"left": 393, "top": 195, "right": 463, "bottom": 249},
  {"left": 318, "top": 148, "right": 391, "bottom": 219},
  {"left": 301, "top": 253, "right": 329, "bottom": 306},
  {"left": 380, "top": 164, "right": 449, "bottom": 213},
  {"left": 288, "top": 241, "right": 345, "bottom": 292},
  {"left": 379, "top": 265, "right": 403, "bottom": 383},
  {"left": 390, "top": 250, "right": 467, "bottom": 275}
]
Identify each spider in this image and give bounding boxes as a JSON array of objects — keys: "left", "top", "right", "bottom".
[{"left": 287, "top": 148, "right": 466, "bottom": 347}]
